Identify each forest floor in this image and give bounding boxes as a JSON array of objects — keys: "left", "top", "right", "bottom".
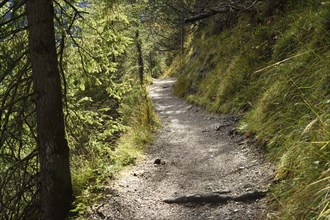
[{"left": 91, "top": 78, "right": 275, "bottom": 220}]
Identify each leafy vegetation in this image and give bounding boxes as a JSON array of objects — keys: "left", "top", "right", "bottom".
[
  {"left": 1, "top": 0, "right": 329, "bottom": 219},
  {"left": 71, "top": 84, "right": 159, "bottom": 216},
  {"left": 0, "top": 0, "right": 161, "bottom": 218},
  {"left": 170, "top": 1, "right": 330, "bottom": 219}
]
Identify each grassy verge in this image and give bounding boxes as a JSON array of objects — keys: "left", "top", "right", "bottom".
[
  {"left": 69, "top": 85, "right": 159, "bottom": 217},
  {"left": 168, "top": 1, "right": 330, "bottom": 219}
]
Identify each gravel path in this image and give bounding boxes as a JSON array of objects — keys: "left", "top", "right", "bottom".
[{"left": 94, "top": 78, "right": 274, "bottom": 220}]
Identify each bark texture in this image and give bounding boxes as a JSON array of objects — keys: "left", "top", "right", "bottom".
[
  {"left": 136, "top": 30, "right": 144, "bottom": 85},
  {"left": 26, "top": 0, "right": 73, "bottom": 219}
]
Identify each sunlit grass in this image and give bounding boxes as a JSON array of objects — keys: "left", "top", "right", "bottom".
[
  {"left": 169, "top": 2, "right": 330, "bottom": 219},
  {"left": 70, "top": 86, "right": 159, "bottom": 217}
]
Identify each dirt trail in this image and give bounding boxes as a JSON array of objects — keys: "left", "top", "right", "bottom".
[{"left": 94, "top": 78, "right": 274, "bottom": 220}]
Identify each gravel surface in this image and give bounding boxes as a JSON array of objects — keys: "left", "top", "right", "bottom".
[{"left": 91, "top": 78, "right": 274, "bottom": 220}]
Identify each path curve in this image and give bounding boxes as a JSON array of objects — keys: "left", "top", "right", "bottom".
[{"left": 95, "top": 78, "right": 274, "bottom": 220}]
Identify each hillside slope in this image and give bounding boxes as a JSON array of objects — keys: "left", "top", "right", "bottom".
[{"left": 167, "top": 1, "right": 330, "bottom": 219}]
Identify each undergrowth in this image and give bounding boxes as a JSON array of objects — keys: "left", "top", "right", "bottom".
[
  {"left": 69, "top": 85, "right": 159, "bottom": 217},
  {"left": 169, "top": 1, "right": 330, "bottom": 219}
]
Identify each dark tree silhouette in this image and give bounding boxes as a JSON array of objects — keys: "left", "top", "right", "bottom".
[
  {"left": 136, "top": 30, "right": 144, "bottom": 85},
  {"left": 26, "top": 0, "right": 73, "bottom": 219}
]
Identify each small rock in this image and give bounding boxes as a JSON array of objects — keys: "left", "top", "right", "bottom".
[
  {"left": 233, "top": 209, "right": 239, "bottom": 213},
  {"left": 133, "top": 170, "right": 145, "bottom": 177},
  {"left": 154, "top": 158, "right": 161, "bottom": 164}
]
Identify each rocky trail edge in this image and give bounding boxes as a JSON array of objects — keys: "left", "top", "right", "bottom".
[{"left": 91, "top": 78, "right": 274, "bottom": 220}]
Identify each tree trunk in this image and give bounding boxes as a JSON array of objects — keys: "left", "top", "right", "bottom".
[
  {"left": 136, "top": 30, "right": 144, "bottom": 85},
  {"left": 180, "top": 12, "right": 184, "bottom": 56},
  {"left": 26, "top": 0, "right": 73, "bottom": 219}
]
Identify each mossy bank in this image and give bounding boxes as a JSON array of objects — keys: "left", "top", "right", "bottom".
[{"left": 167, "top": 1, "right": 330, "bottom": 219}]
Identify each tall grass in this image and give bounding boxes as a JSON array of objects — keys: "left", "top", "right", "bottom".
[{"left": 170, "top": 1, "right": 330, "bottom": 219}]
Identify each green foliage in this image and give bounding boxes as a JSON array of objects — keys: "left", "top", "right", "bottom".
[
  {"left": 61, "top": 1, "right": 161, "bottom": 217},
  {"left": 0, "top": 1, "right": 38, "bottom": 218},
  {"left": 170, "top": 1, "right": 330, "bottom": 219},
  {"left": 71, "top": 85, "right": 159, "bottom": 217},
  {"left": 1, "top": 0, "right": 164, "bottom": 218}
]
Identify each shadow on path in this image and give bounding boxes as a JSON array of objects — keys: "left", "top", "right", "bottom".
[{"left": 93, "top": 78, "right": 274, "bottom": 220}]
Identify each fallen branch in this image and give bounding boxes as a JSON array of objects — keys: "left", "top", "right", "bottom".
[
  {"left": 163, "top": 190, "right": 267, "bottom": 204},
  {"left": 184, "top": 10, "right": 220, "bottom": 23},
  {"left": 184, "top": 1, "right": 258, "bottom": 24}
]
